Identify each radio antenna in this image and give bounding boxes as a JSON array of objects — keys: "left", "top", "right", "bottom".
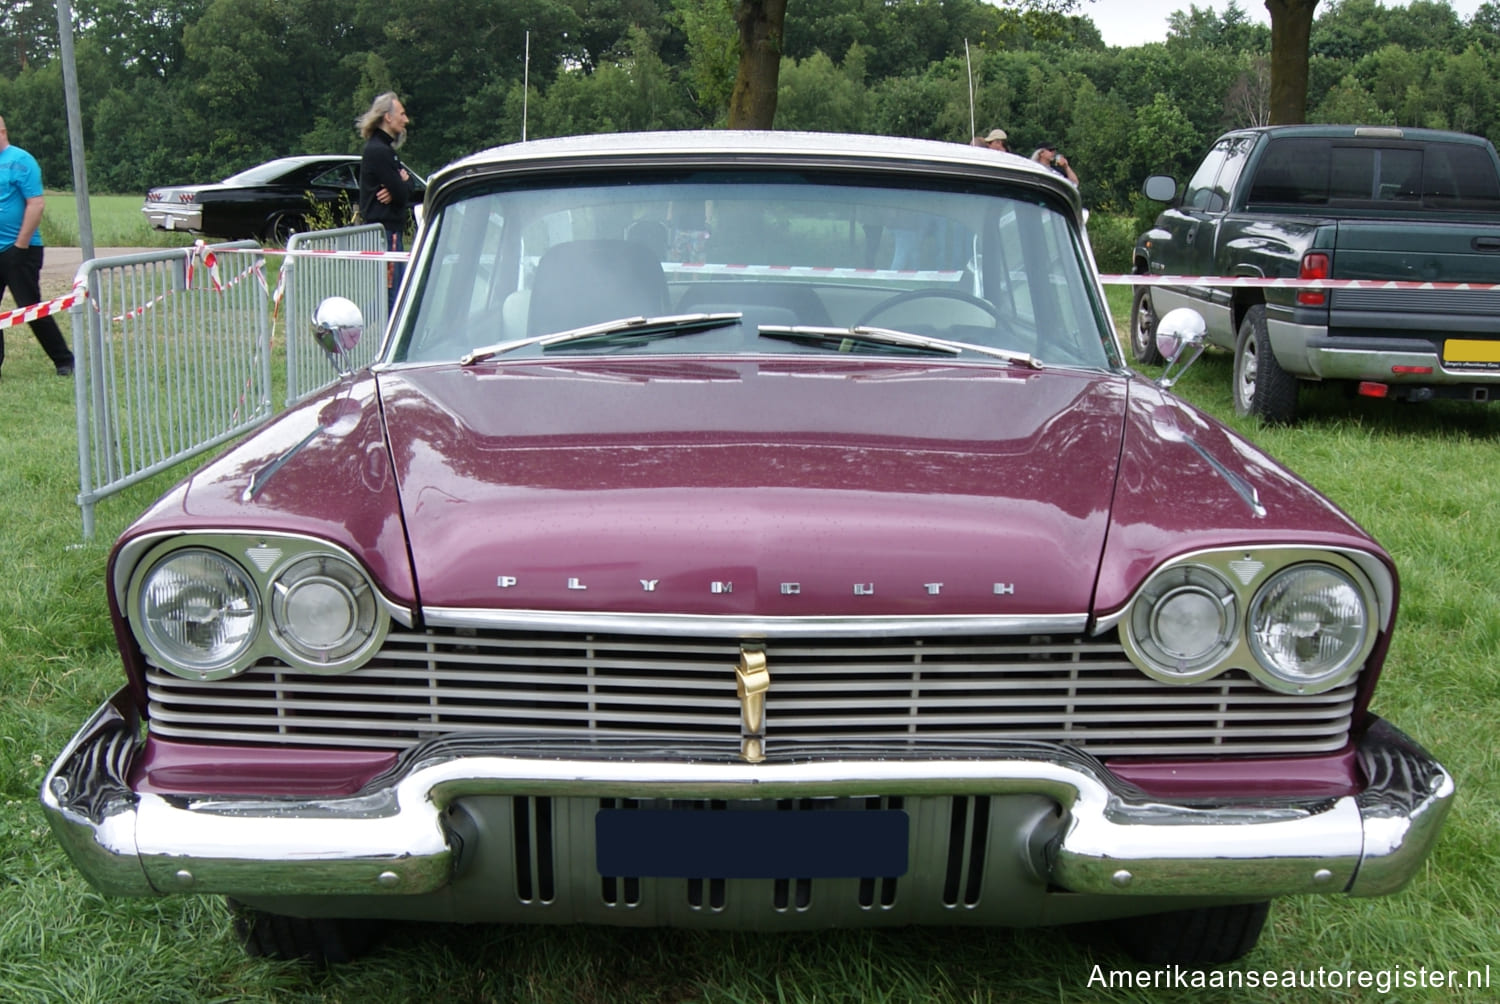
[{"left": 965, "top": 39, "right": 975, "bottom": 141}]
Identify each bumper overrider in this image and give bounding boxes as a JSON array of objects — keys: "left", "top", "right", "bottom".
[{"left": 41, "top": 689, "right": 1452, "bottom": 909}]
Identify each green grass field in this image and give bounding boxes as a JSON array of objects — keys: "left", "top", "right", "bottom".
[
  {"left": 0, "top": 285, "right": 1495, "bottom": 1002},
  {"left": 40, "top": 192, "right": 195, "bottom": 249}
]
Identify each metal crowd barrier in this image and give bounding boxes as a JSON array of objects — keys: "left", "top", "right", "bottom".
[
  {"left": 71, "top": 243, "right": 271, "bottom": 539},
  {"left": 282, "top": 223, "right": 388, "bottom": 405}
]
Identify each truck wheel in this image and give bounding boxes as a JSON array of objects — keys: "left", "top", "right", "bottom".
[
  {"left": 1110, "top": 901, "right": 1270, "bottom": 966},
  {"left": 1233, "top": 305, "right": 1298, "bottom": 422},
  {"left": 228, "top": 898, "right": 379, "bottom": 966},
  {"left": 1129, "top": 286, "right": 1164, "bottom": 366}
]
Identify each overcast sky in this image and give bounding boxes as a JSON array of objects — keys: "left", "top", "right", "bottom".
[{"left": 1081, "top": 0, "right": 1488, "bottom": 49}]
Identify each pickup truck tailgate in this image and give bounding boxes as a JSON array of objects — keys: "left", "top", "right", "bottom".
[{"left": 1328, "top": 220, "right": 1500, "bottom": 334}]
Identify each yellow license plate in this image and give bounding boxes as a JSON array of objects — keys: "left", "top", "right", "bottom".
[{"left": 1443, "top": 339, "right": 1500, "bottom": 364}]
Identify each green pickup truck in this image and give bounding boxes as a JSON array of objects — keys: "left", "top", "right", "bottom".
[{"left": 1132, "top": 125, "right": 1500, "bottom": 422}]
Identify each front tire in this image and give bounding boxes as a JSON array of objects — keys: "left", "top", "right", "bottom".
[
  {"left": 1129, "top": 285, "right": 1164, "bottom": 366},
  {"left": 228, "top": 899, "right": 380, "bottom": 966},
  {"left": 1110, "top": 901, "right": 1270, "bottom": 966},
  {"left": 1233, "top": 304, "right": 1298, "bottom": 422}
]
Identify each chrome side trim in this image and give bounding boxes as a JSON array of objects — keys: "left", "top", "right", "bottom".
[
  {"left": 420, "top": 608, "right": 1088, "bottom": 639},
  {"left": 42, "top": 690, "right": 1451, "bottom": 905}
]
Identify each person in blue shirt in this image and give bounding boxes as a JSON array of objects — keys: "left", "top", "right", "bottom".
[{"left": 0, "top": 116, "right": 73, "bottom": 377}]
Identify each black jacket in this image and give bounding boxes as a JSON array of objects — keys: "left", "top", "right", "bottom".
[{"left": 358, "top": 129, "right": 412, "bottom": 227}]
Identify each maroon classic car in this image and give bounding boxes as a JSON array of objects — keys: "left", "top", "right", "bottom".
[{"left": 44, "top": 132, "right": 1451, "bottom": 967}]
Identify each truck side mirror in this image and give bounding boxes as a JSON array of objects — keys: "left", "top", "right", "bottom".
[{"left": 1142, "top": 175, "right": 1178, "bottom": 203}]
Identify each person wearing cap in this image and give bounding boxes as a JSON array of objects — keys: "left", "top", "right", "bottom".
[
  {"left": 981, "top": 129, "right": 1010, "bottom": 153},
  {"left": 1030, "top": 143, "right": 1078, "bottom": 185}
]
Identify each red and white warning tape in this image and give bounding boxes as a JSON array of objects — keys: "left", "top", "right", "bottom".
[
  {"left": 1098, "top": 273, "right": 1500, "bottom": 292},
  {"left": 0, "top": 285, "right": 84, "bottom": 330}
]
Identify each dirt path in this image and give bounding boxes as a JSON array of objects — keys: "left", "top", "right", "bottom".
[{"left": 39, "top": 247, "right": 158, "bottom": 298}]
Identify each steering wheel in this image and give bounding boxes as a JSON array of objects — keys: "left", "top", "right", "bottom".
[{"left": 855, "top": 288, "right": 1005, "bottom": 329}]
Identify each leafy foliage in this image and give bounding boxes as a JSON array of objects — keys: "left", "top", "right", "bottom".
[{"left": 5, "top": 1, "right": 1500, "bottom": 213}]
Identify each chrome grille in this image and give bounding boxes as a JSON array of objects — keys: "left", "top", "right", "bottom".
[{"left": 144, "top": 628, "right": 1356, "bottom": 756}]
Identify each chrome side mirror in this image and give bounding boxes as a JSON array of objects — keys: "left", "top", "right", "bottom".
[
  {"left": 1154, "top": 308, "right": 1207, "bottom": 390},
  {"left": 312, "top": 296, "right": 364, "bottom": 375}
]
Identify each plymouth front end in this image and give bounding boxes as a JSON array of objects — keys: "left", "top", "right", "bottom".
[{"left": 44, "top": 132, "right": 1451, "bottom": 966}]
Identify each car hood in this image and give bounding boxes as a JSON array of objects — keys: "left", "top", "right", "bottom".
[{"left": 377, "top": 359, "right": 1126, "bottom": 618}]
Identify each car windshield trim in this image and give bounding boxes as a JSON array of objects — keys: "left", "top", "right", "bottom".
[
  {"left": 460, "top": 312, "right": 745, "bottom": 365},
  {"left": 758, "top": 324, "right": 1042, "bottom": 368}
]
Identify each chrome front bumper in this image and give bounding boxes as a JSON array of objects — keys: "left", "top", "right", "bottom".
[{"left": 41, "top": 689, "right": 1452, "bottom": 908}]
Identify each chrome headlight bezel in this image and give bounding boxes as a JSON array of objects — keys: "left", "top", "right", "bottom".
[
  {"left": 122, "top": 532, "right": 404, "bottom": 680},
  {"left": 134, "top": 547, "right": 262, "bottom": 680},
  {"left": 1116, "top": 547, "right": 1388, "bottom": 695}
]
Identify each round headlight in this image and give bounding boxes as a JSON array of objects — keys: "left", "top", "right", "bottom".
[
  {"left": 269, "top": 554, "right": 383, "bottom": 669},
  {"left": 1248, "top": 564, "right": 1368, "bottom": 691},
  {"left": 1127, "top": 564, "right": 1237, "bottom": 680},
  {"left": 138, "top": 548, "right": 260, "bottom": 678}
]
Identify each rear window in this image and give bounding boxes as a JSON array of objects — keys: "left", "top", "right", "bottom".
[{"left": 1245, "top": 137, "right": 1500, "bottom": 211}]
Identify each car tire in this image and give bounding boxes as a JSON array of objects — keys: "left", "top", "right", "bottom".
[
  {"left": 264, "top": 214, "right": 305, "bottom": 248},
  {"left": 1129, "top": 285, "right": 1164, "bottom": 365},
  {"left": 1233, "top": 304, "right": 1298, "bottom": 423},
  {"left": 228, "top": 898, "right": 380, "bottom": 965},
  {"left": 1109, "top": 901, "right": 1270, "bottom": 966}
]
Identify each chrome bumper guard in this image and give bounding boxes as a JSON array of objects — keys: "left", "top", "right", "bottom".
[{"left": 41, "top": 689, "right": 1453, "bottom": 902}]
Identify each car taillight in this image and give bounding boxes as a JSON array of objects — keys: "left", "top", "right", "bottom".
[
  {"left": 178, "top": 193, "right": 195, "bottom": 204},
  {"left": 1298, "top": 253, "right": 1329, "bottom": 306}
]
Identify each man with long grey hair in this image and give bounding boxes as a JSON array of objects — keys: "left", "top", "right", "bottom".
[{"left": 357, "top": 92, "right": 415, "bottom": 313}]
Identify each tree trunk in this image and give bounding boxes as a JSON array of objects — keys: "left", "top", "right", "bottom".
[
  {"left": 727, "top": 0, "right": 786, "bottom": 129},
  {"left": 1265, "top": 0, "right": 1319, "bottom": 124}
]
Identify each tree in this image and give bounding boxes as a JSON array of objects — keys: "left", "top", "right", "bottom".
[
  {"left": 1224, "top": 54, "right": 1271, "bottom": 127},
  {"left": 728, "top": 0, "right": 786, "bottom": 128},
  {"left": 0, "top": 0, "right": 59, "bottom": 74},
  {"left": 1266, "top": 0, "right": 1319, "bottom": 123}
]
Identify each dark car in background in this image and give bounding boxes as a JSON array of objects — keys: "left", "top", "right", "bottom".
[
  {"left": 49, "top": 132, "right": 1451, "bottom": 968},
  {"left": 142, "top": 154, "right": 423, "bottom": 246}
]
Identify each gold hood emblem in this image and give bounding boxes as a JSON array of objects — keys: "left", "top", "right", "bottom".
[{"left": 736, "top": 645, "right": 769, "bottom": 763}]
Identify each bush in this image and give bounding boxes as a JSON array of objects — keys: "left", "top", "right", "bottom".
[{"left": 1086, "top": 213, "right": 1139, "bottom": 275}]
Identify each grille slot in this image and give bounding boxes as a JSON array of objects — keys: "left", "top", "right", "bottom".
[
  {"left": 512, "top": 796, "right": 554, "bottom": 904},
  {"left": 144, "top": 628, "right": 1357, "bottom": 757}
]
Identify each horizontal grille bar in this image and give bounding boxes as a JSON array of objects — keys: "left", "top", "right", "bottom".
[
  {"left": 1331, "top": 288, "right": 1500, "bottom": 313},
  {"left": 145, "top": 628, "right": 1356, "bottom": 757}
]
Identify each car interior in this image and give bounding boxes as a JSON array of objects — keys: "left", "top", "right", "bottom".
[{"left": 395, "top": 170, "right": 1114, "bottom": 370}]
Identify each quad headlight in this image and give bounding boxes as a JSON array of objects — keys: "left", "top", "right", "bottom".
[
  {"left": 1127, "top": 564, "right": 1237, "bottom": 681},
  {"left": 1119, "top": 548, "right": 1388, "bottom": 694},
  {"left": 1249, "top": 564, "right": 1368, "bottom": 689},
  {"left": 138, "top": 548, "right": 260, "bottom": 678},
  {"left": 125, "top": 533, "right": 397, "bottom": 680},
  {"left": 269, "top": 554, "right": 384, "bottom": 666}
]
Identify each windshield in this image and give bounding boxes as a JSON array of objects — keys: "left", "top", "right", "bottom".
[{"left": 392, "top": 168, "right": 1114, "bottom": 370}]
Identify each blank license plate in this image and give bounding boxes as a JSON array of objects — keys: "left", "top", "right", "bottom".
[
  {"left": 1444, "top": 339, "right": 1500, "bottom": 368},
  {"left": 595, "top": 808, "right": 908, "bottom": 878}
]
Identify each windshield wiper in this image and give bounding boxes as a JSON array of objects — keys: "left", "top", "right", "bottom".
[
  {"left": 461, "top": 312, "right": 743, "bottom": 365},
  {"left": 758, "top": 324, "right": 1042, "bottom": 369}
]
